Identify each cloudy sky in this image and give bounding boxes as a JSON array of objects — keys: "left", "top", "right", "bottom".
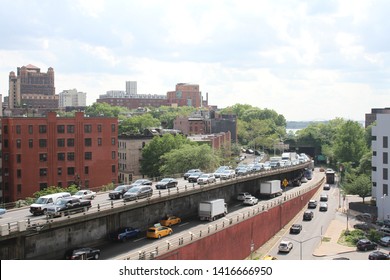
[{"left": 0, "top": 0, "right": 389, "bottom": 121}]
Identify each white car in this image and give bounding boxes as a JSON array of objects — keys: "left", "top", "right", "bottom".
[
  {"left": 220, "top": 169, "right": 236, "bottom": 180},
  {"left": 278, "top": 240, "right": 293, "bottom": 253},
  {"left": 243, "top": 196, "right": 259, "bottom": 206},
  {"left": 197, "top": 173, "right": 216, "bottom": 185},
  {"left": 237, "top": 192, "right": 252, "bottom": 201},
  {"left": 73, "top": 190, "right": 96, "bottom": 200}
]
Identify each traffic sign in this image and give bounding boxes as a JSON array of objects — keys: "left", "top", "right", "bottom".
[{"left": 282, "top": 179, "right": 289, "bottom": 188}]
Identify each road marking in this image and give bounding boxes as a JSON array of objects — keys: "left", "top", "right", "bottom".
[
  {"left": 179, "top": 222, "right": 189, "bottom": 227},
  {"left": 134, "top": 237, "right": 146, "bottom": 242}
]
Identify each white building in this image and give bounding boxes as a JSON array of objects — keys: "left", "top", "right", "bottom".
[
  {"left": 126, "top": 81, "right": 137, "bottom": 95},
  {"left": 372, "top": 113, "right": 390, "bottom": 221},
  {"left": 59, "top": 89, "right": 87, "bottom": 108}
]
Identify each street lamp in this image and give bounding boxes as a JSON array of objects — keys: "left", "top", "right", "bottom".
[{"left": 286, "top": 235, "right": 322, "bottom": 260}]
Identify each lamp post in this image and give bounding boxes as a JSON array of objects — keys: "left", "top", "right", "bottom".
[{"left": 285, "top": 235, "right": 322, "bottom": 260}]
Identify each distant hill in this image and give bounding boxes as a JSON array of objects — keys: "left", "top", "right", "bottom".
[{"left": 286, "top": 121, "right": 329, "bottom": 129}]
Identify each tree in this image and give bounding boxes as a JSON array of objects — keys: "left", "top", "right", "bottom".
[
  {"left": 119, "top": 113, "right": 160, "bottom": 135},
  {"left": 343, "top": 174, "right": 372, "bottom": 203},
  {"left": 85, "top": 102, "right": 130, "bottom": 117}
]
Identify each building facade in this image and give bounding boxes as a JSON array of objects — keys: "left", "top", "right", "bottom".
[
  {"left": 126, "top": 81, "right": 137, "bottom": 95},
  {"left": 59, "top": 89, "right": 87, "bottom": 108},
  {"left": 365, "top": 107, "right": 390, "bottom": 128},
  {"left": 372, "top": 113, "right": 390, "bottom": 221},
  {"left": 187, "top": 131, "right": 232, "bottom": 151},
  {"left": 167, "top": 83, "right": 203, "bottom": 108},
  {"left": 1, "top": 112, "right": 118, "bottom": 202},
  {"left": 97, "top": 95, "right": 169, "bottom": 109},
  {"left": 8, "top": 64, "right": 58, "bottom": 110}
]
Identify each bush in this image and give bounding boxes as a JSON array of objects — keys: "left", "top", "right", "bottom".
[{"left": 344, "top": 229, "right": 366, "bottom": 245}]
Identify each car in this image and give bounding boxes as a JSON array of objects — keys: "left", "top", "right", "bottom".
[
  {"left": 236, "top": 166, "right": 251, "bottom": 176},
  {"left": 323, "top": 184, "right": 331, "bottom": 190},
  {"left": 356, "top": 213, "right": 373, "bottom": 222},
  {"left": 308, "top": 199, "right": 317, "bottom": 209},
  {"left": 130, "top": 179, "right": 153, "bottom": 188},
  {"left": 368, "top": 250, "right": 390, "bottom": 260},
  {"left": 73, "top": 189, "right": 97, "bottom": 200},
  {"left": 320, "top": 193, "right": 328, "bottom": 202},
  {"left": 183, "top": 169, "right": 202, "bottom": 180},
  {"left": 319, "top": 202, "right": 328, "bottom": 212},
  {"left": 303, "top": 210, "right": 314, "bottom": 221},
  {"left": 109, "top": 184, "right": 132, "bottom": 199},
  {"left": 123, "top": 185, "right": 153, "bottom": 201},
  {"left": 378, "top": 236, "right": 390, "bottom": 247},
  {"left": 160, "top": 215, "right": 181, "bottom": 227},
  {"left": 155, "top": 178, "right": 178, "bottom": 189},
  {"left": 356, "top": 239, "right": 378, "bottom": 251},
  {"left": 109, "top": 227, "right": 140, "bottom": 242},
  {"left": 0, "top": 208, "right": 6, "bottom": 216},
  {"left": 197, "top": 173, "right": 216, "bottom": 185},
  {"left": 237, "top": 192, "right": 252, "bottom": 201},
  {"left": 262, "top": 255, "right": 278, "bottom": 260},
  {"left": 278, "top": 240, "right": 293, "bottom": 253},
  {"left": 220, "top": 169, "right": 236, "bottom": 180},
  {"left": 290, "top": 224, "right": 302, "bottom": 234},
  {"left": 243, "top": 196, "right": 259, "bottom": 206},
  {"left": 301, "top": 177, "right": 308, "bottom": 183},
  {"left": 353, "top": 222, "right": 375, "bottom": 231},
  {"left": 188, "top": 172, "right": 203, "bottom": 183},
  {"left": 377, "top": 219, "right": 390, "bottom": 227},
  {"left": 213, "top": 166, "right": 230, "bottom": 178},
  {"left": 146, "top": 224, "right": 173, "bottom": 239},
  {"left": 64, "top": 247, "right": 101, "bottom": 260},
  {"left": 378, "top": 226, "right": 390, "bottom": 236}
]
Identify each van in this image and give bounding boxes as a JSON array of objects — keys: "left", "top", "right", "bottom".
[{"left": 30, "top": 192, "right": 71, "bottom": 215}]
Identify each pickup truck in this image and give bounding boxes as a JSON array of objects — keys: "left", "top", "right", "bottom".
[
  {"left": 46, "top": 197, "right": 91, "bottom": 218},
  {"left": 109, "top": 227, "right": 140, "bottom": 242}
]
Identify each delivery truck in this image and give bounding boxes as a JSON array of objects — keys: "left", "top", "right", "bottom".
[
  {"left": 198, "top": 199, "right": 228, "bottom": 221},
  {"left": 260, "top": 180, "right": 282, "bottom": 198}
]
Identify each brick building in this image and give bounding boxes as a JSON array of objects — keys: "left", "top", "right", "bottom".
[
  {"left": 167, "top": 83, "right": 203, "bottom": 107},
  {"left": 1, "top": 112, "right": 118, "bottom": 202},
  {"left": 187, "top": 131, "right": 232, "bottom": 151}
]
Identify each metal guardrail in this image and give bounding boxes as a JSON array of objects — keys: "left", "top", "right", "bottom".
[{"left": 0, "top": 163, "right": 311, "bottom": 237}]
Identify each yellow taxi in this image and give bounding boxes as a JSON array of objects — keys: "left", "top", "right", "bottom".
[
  {"left": 146, "top": 224, "right": 173, "bottom": 239},
  {"left": 160, "top": 216, "right": 181, "bottom": 227},
  {"left": 262, "top": 255, "right": 278, "bottom": 260}
]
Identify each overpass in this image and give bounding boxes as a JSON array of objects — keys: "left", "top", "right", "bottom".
[{"left": 0, "top": 163, "right": 315, "bottom": 259}]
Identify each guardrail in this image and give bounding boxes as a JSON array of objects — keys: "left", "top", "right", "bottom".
[{"left": 0, "top": 163, "right": 310, "bottom": 237}]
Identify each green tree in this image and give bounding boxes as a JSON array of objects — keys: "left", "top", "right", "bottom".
[
  {"left": 85, "top": 102, "right": 130, "bottom": 117},
  {"left": 119, "top": 113, "right": 161, "bottom": 134},
  {"left": 150, "top": 106, "right": 197, "bottom": 128},
  {"left": 343, "top": 174, "right": 372, "bottom": 203}
]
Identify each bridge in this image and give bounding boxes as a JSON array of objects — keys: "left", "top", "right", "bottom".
[{"left": 0, "top": 163, "right": 319, "bottom": 259}]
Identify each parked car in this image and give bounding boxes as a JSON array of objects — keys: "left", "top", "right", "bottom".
[
  {"left": 378, "top": 236, "right": 390, "bottom": 247},
  {"left": 188, "top": 172, "right": 203, "bottom": 183},
  {"left": 290, "top": 224, "right": 302, "bottom": 234},
  {"left": 303, "top": 210, "right": 314, "bottom": 221},
  {"left": 368, "top": 250, "right": 390, "bottom": 260},
  {"left": 243, "top": 196, "right": 259, "bottom": 206},
  {"left": 197, "top": 173, "right": 216, "bottom": 185},
  {"left": 377, "top": 219, "right": 390, "bottom": 227},
  {"left": 213, "top": 166, "right": 230, "bottom": 178},
  {"left": 109, "top": 185, "right": 132, "bottom": 200},
  {"left": 160, "top": 215, "right": 181, "bottom": 227},
  {"left": 237, "top": 192, "right": 252, "bottom": 201},
  {"left": 155, "top": 178, "right": 178, "bottom": 189},
  {"left": 183, "top": 169, "right": 202, "bottom": 180},
  {"left": 356, "top": 239, "right": 378, "bottom": 251},
  {"left": 378, "top": 226, "right": 390, "bottom": 236},
  {"left": 73, "top": 190, "right": 96, "bottom": 200},
  {"left": 146, "top": 224, "right": 173, "bottom": 239},
  {"left": 220, "top": 169, "right": 236, "bottom": 180},
  {"left": 353, "top": 222, "right": 375, "bottom": 231},
  {"left": 109, "top": 227, "right": 140, "bottom": 242},
  {"left": 323, "top": 184, "right": 331, "bottom": 190},
  {"left": 319, "top": 202, "right": 328, "bottom": 212},
  {"left": 130, "top": 179, "right": 153, "bottom": 188},
  {"left": 278, "top": 240, "right": 293, "bottom": 253},
  {"left": 308, "top": 199, "right": 318, "bottom": 209},
  {"left": 123, "top": 185, "right": 153, "bottom": 201},
  {"left": 356, "top": 213, "right": 373, "bottom": 222},
  {"left": 64, "top": 247, "right": 100, "bottom": 260},
  {"left": 320, "top": 193, "right": 328, "bottom": 202},
  {"left": 0, "top": 208, "right": 6, "bottom": 216}
]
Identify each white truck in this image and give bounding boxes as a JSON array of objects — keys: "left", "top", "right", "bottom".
[
  {"left": 282, "top": 152, "right": 297, "bottom": 161},
  {"left": 198, "top": 199, "right": 228, "bottom": 221},
  {"left": 260, "top": 180, "right": 282, "bottom": 198}
]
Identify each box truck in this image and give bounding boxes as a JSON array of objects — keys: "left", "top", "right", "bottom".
[
  {"left": 198, "top": 199, "right": 228, "bottom": 221},
  {"left": 260, "top": 180, "right": 282, "bottom": 198}
]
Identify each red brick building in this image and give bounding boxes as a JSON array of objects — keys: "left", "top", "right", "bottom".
[
  {"left": 1, "top": 112, "right": 118, "bottom": 202},
  {"left": 167, "top": 83, "right": 203, "bottom": 108}
]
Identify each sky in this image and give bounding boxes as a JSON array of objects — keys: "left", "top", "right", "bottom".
[{"left": 0, "top": 0, "right": 389, "bottom": 122}]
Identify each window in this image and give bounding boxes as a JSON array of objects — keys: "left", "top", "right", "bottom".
[
  {"left": 384, "top": 168, "right": 388, "bottom": 180},
  {"left": 3, "top": 139, "right": 8, "bottom": 148},
  {"left": 112, "top": 151, "right": 116, "bottom": 159},
  {"left": 67, "top": 138, "right": 75, "bottom": 147},
  {"left": 39, "top": 125, "right": 47, "bottom": 133},
  {"left": 16, "top": 125, "right": 21, "bottom": 134},
  {"left": 57, "top": 139, "right": 65, "bottom": 147},
  {"left": 67, "top": 152, "right": 75, "bottom": 161},
  {"left": 85, "top": 152, "right": 92, "bottom": 160},
  {"left": 112, "top": 165, "right": 116, "bottom": 173},
  {"left": 98, "top": 124, "right": 102, "bottom": 132},
  {"left": 16, "top": 139, "right": 21, "bottom": 149},
  {"left": 28, "top": 125, "right": 33, "bottom": 134},
  {"left": 384, "top": 152, "right": 388, "bottom": 164},
  {"left": 4, "top": 125, "right": 8, "bottom": 134},
  {"left": 4, "top": 154, "right": 9, "bottom": 161},
  {"left": 17, "top": 169, "right": 22, "bottom": 178},
  {"left": 57, "top": 125, "right": 65, "bottom": 133},
  {"left": 373, "top": 182, "right": 377, "bottom": 187},
  {"left": 85, "top": 138, "right": 92, "bottom": 146},
  {"left": 16, "top": 154, "right": 21, "bottom": 163},
  {"left": 39, "top": 153, "right": 47, "bottom": 162},
  {"left": 85, "top": 180, "right": 89, "bottom": 188},
  {"left": 39, "top": 139, "right": 47, "bottom": 148},
  {"left": 85, "top": 166, "right": 89, "bottom": 175},
  {"left": 372, "top": 136, "right": 377, "bottom": 141},
  {"left": 384, "top": 184, "right": 389, "bottom": 196},
  {"left": 58, "top": 153, "right": 65, "bottom": 161},
  {"left": 39, "top": 183, "right": 48, "bottom": 191},
  {"left": 111, "top": 124, "right": 116, "bottom": 132},
  {"left": 17, "top": 184, "right": 22, "bottom": 194},
  {"left": 67, "top": 125, "right": 75, "bottom": 133},
  {"left": 67, "top": 167, "right": 75, "bottom": 175},
  {"left": 58, "top": 168, "right": 62, "bottom": 176},
  {"left": 384, "top": 136, "right": 389, "bottom": 148},
  {"left": 29, "top": 139, "right": 33, "bottom": 148},
  {"left": 40, "top": 168, "right": 47, "bottom": 176},
  {"left": 111, "top": 138, "right": 116, "bottom": 145},
  {"left": 84, "top": 124, "right": 92, "bottom": 133},
  {"left": 98, "top": 138, "right": 102, "bottom": 146},
  {"left": 372, "top": 166, "right": 377, "bottom": 171},
  {"left": 373, "top": 151, "right": 377, "bottom": 156},
  {"left": 58, "top": 182, "right": 62, "bottom": 187}
]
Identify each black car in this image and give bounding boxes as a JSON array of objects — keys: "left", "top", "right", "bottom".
[
  {"left": 289, "top": 224, "right": 302, "bottom": 234},
  {"left": 356, "top": 239, "right": 378, "bottom": 251},
  {"left": 183, "top": 169, "right": 201, "bottom": 180},
  {"left": 109, "top": 185, "right": 132, "bottom": 199},
  {"left": 188, "top": 172, "right": 204, "bottom": 183},
  {"left": 353, "top": 223, "right": 375, "bottom": 231},
  {"left": 368, "top": 250, "right": 390, "bottom": 260},
  {"left": 64, "top": 247, "right": 100, "bottom": 260},
  {"left": 303, "top": 210, "right": 314, "bottom": 221},
  {"left": 308, "top": 200, "right": 317, "bottom": 209},
  {"left": 155, "top": 178, "right": 178, "bottom": 189}
]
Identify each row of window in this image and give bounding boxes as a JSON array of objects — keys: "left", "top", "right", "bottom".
[
  {"left": 372, "top": 167, "right": 389, "bottom": 180},
  {"left": 3, "top": 138, "right": 116, "bottom": 148},
  {"left": 373, "top": 151, "right": 389, "bottom": 164},
  {"left": 4, "top": 123, "right": 116, "bottom": 134},
  {"left": 372, "top": 182, "right": 389, "bottom": 196},
  {"left": 372, "top": 135, "right": 388, "bottom": 148},
  {"left": 4, "top": 151, "right": 116, "bottom": 162}
]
